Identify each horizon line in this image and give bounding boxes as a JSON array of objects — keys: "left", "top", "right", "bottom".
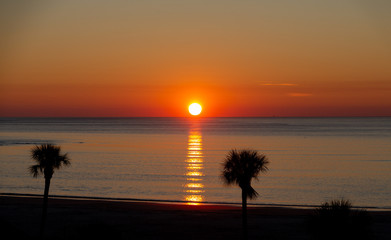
[{"left": 1, "top": 115, "right": 390, "bottom": 118}]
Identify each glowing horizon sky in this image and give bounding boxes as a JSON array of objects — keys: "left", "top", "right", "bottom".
[{"left": 1, "top": 1, "right": 390, "bottom": 117}]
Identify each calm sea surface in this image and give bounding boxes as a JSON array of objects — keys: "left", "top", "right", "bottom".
[{"left": 1, "top": 117, "right": 390, "bottom": 208}]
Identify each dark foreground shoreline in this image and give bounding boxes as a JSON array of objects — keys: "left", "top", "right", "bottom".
[{"left": 1, "top": 195, "right": 390, "bottom": 239}]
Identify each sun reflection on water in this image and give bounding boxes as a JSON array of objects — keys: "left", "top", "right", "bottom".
[{"left": 184, "top": 127, "right": 205, "bottom": 205}]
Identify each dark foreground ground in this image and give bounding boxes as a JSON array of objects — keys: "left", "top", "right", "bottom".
[{"left": 1, "top": 195, "right": 390, "bottom": 240}]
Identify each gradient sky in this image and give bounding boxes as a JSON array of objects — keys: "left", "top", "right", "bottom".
[{"left": 1, "top": 0, "right": 391, "bottom": 117}]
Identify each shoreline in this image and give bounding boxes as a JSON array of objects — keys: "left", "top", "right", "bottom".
[
  {"left": 1, "top": 194, "right": 391, "bottom": 239},
  {"left": 1, "top": 192, "right": 390, "bottom": 211}
]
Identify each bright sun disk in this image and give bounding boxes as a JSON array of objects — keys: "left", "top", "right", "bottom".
[{"left": 188, "top": 103, "right": 202, "bottom": 116}]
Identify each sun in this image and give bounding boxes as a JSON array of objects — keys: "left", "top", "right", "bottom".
[{"left": 188, "top": 103, "right": 202, "bottom": 116}]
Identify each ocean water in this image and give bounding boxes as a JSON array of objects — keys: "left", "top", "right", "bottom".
[{"left": 1, "top": 117, "right": 390, "bottom": 208}]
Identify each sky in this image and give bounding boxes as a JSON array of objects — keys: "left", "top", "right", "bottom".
[{"left": 1, "top": 0, "right": 391, "bottom": 117}]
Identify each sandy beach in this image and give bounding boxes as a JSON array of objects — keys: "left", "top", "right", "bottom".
[{"left": 1, "top": 194, "right": 390, "bottom": 240}]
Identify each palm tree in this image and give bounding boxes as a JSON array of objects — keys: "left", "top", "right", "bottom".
[
  {"left": 29, "top": 144, "right": 71, "bottom": 237},
  {"left": 222, "top": 149, "right": 269, "bottom": 239},
  {"left": 308, "top": 199, "right": 372, "bottom": 240}
]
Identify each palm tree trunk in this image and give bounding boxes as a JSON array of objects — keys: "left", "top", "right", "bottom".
[
  {"left": 242, "top": 189, "right": 248, "bottom": 240},
  {"left": 40, "top": 177, "right": 51, "bottom": 238}
]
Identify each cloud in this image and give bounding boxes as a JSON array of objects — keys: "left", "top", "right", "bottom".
[
  {"left": 263, "top": 83, "right": 298, "bottom": 86},
  {"left": 288, "top": 93, "right": 313, "bottom": 97},
  {"left": 259, "top": 82, "right": 298, "bottom": 86}
]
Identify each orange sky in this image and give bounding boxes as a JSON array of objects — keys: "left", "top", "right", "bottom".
[{"left": 1, "top": 1, "right": 391, "bottom": 117}]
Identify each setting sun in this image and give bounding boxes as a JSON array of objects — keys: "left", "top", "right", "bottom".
[{"left": 188, "top": 103, "right": 202, "bottom": 116}]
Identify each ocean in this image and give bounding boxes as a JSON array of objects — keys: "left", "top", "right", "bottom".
[{"left": 1, "top": 117, "right": 390, "bottom": 208}]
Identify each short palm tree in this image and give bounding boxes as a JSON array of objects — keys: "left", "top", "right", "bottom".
[
  {"left": 29, "top": 144, "right": 71, "bottom": 237},
  {"left": 222, "top": 149, "right": 269, "bottom": 239},
  {"left": 309, "top": 199, "right": 372, "bottom": 240}
]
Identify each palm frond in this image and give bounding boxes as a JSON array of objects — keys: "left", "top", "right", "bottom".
[
  {"left": 246, "top": 185, "right": 259, "bottom": 200},
  {"left": 31, "top": 145, "right": 44, "bottom": 162},
  {"left": 221, "top": 149, "right": 241, "bottom": 185},
  {"left": 29, "top": 164, "right": 41, "bottom": 178},
  {"left": 221, "top": 149, "right": 269, "bottom": 200},
  {"left": 57, "top": 153, "right": 71, "bottom": 168},
  {"left": 29, "top": 144, "right": 71, "bottom": 178}
]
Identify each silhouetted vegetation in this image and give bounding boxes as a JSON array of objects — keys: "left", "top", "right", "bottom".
[
  {"left": 308, "top": 199, "right": 372, "bottom": 240},
  {"left": 29, "top": 144, "right": 71, "bottom": 238},
  {"left": 222, "top": 149, "right": 269, "bottom": 239}
]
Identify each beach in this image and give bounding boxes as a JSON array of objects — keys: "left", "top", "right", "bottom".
[{"left": 1, "top": 194, "right": 390, "bottom": 240}]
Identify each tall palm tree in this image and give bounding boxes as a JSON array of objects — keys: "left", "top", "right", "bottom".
[
  {"left": 222, "top": 149, "right": 269, "bottom": 239},
  {"left": 29, "top": 144, "right": 71, "bottom": 237}
]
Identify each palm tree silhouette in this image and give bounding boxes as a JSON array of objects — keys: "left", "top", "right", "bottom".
[
  {"left": 222, "top": 149, "right": 269, "bottom": 239},
  {"left": 308, "top": 199, "right": 372, "bottom": 240},
  {"left": 29, "top": 144, "right": 71, "bottom": 237}
]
